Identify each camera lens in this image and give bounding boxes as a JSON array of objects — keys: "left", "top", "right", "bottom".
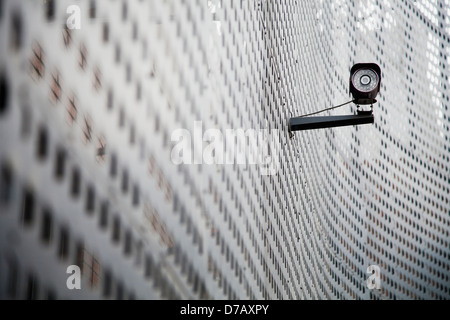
[
  {"left": 352, "top": 68, "right": 378, "bottom": 92},
  {"left": 360, "top": 75, "right": 371, "bottom": 85}
]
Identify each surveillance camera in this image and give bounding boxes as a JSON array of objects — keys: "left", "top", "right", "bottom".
[{"left": 349, "top": 63, "right": 381, "bottom": 105}]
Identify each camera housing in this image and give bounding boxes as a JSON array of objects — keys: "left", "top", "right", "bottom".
[{"left": 349, "top": 63, "right": 381, "bottom": 105}]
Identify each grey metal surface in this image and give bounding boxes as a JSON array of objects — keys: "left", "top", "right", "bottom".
[{"left": 0, "top": 0, "right": 449, "bottom": 300}]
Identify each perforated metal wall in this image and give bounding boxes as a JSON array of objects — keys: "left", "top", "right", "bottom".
[{"left": 0, "top": 0, "right": 449, "bottom": 300}]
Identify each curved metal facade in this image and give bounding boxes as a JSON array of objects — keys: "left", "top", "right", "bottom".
[{"left": 0, "top": 0, "right": 448, "bottom": 300}]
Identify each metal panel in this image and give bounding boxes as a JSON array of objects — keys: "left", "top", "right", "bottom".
[{"left": 0, "top": 0, "right": 449, "bottom": 300}]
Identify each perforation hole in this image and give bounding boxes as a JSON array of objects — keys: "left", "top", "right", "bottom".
[
  {"left": 54, "top": 148, "right": 66, "bottom": 179},
  {"left": 58, "top": 227, "right": 69, "bottom": 260},
  {"left": 99, "top": 201, "right": 109, "bottom": 229},
  {"left": 71, "top": 168, "right": 81, "bottom": 197},
  {"left": 10, "top": 11, "right": 22, "bottom": 50},
  {"left": 45, "top": 0, "right": 55, "bottom": 21},
  {"left": 0, "top": 163, "right": 12, "bottom": 204},
  {"left": 112, "top": 216, "right": 121, "bottom": 243},
  {"left": 0, "top": 73, "right": 8, "bottom": 115},
  {"left": 41, "top": 209, "right": 53, "bottom": 244},
  {"left": 85, "top": 185, "right": 95, "bottom": 214},
  {"left": 36, "top": 126, "right": 48, "bottom": 159},
  {"left": 26, "top": 274, "right": 39, "bottom": 300},
  {"left": 21, "top": 188, "right": 35, "bottom": 226}
]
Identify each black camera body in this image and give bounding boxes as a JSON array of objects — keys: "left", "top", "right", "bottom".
[{"left": 349, "top": 63, "right": 381, "bottom": 105}]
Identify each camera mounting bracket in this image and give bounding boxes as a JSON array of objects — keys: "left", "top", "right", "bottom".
[
  {"left": 288, "top": 112, "right": 374, "bottom": 132},
  {"left": 289, "top": 63, "right": 380, "bottom": 134}
]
